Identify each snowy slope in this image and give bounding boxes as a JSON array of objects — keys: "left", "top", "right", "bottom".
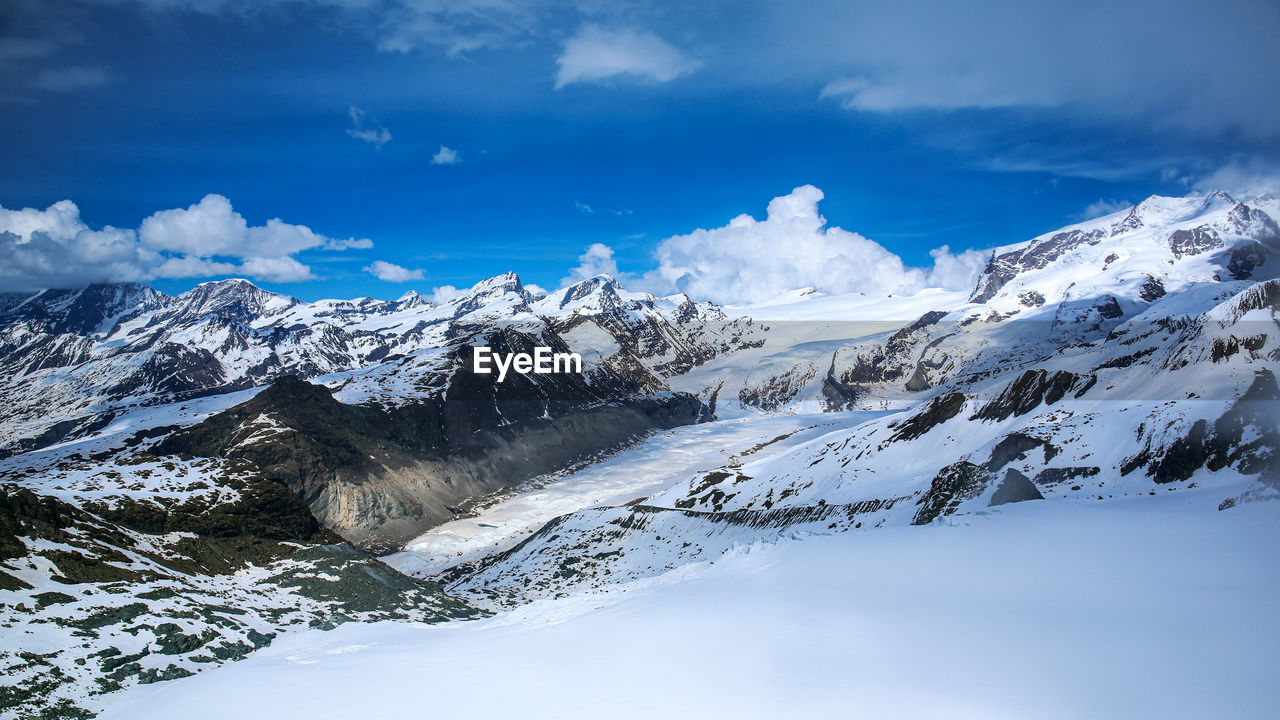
[{"left": 101, "top": 498, "right": 1280, "bottom": 720}]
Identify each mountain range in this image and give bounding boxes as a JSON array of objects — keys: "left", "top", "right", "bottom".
[{"left": 1, "top": 189, "right": 1277, "bottom": 718}]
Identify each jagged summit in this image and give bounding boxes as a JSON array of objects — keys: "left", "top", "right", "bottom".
[{"left": 967, "top": 189, "right": 1278, "bottom": 307}]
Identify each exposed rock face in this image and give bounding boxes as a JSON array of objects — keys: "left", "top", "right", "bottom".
[
  {"left": 1136, "top": 369, "right": 1280, "bottom": 485},
  {"left": 888, "top": 392, "right": 966, "bottom": 443},
  {"left": 158, "top": 364, "right": 710, "bottom": 550},
  {"left": 0, "top": 272, "right": 758, "bottom": 456},
  {"left": 738, "top": 362, "right": 817, "bottom": 412},
  {"left": 971, "top": 228, "right": 1106, "bottom": 303},
  {"left": 1168, "top": 227, "right": 1223, "bottom": 259},
  {"left": 971, "top": 370, "right": 1089, "bottom": 423},
  {"left": 989, "top": 469, "right": 1044, "bottom": 506},
  {"left": 0, "top": 482, "right": 479, "bottom": 719},
  {"left": 913, "top": 462, "right": 989, "bottom": 525},
  {"left": 986, "top": 433, "right": 1056, "bottom": 472},
  {"left": 1229, "top": 242, "right": 1272, "bottom": 280}
]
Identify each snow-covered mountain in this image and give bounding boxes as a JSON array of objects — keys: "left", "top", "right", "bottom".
[
  {"left": 1, "top": 189, "right": 1278, "bottom": 719},
  {"left": 0, "top": 272, "right": 758, "bottom": 452},
  {"left": 401, "top": 190, "right": 1278, "bottom": 606}
]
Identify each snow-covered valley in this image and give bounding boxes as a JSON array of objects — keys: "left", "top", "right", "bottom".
[{"left": 385, "top": 411, "right": 887, "bottom": 578}]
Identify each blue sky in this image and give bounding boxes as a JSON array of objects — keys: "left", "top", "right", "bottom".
[{"left": 1, "top": 0, "right": 1278, "bottom": 303}]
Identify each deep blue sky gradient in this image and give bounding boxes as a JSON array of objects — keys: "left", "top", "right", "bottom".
[{"left": 2, "top": 0, "right": 1277, "bottom": 299}]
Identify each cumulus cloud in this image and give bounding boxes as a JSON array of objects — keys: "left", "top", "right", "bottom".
[
  {"left": 240, "top": 256, "right": 316, "bottom": 283},
  {"left": 364, "top": 260, "right": 424, "bottom": 282},
  {"left": 429, "top": 284, "right": 464, "bottom": 304},
  {"left": 637, "top": 185, "right": 986, "bottom": 305},
  {"left": 346, "top": 106, "right": 391, "bottom": 149},
  {"left": 1078, "top": 198, "right": 1132, "bottom": 220},
  {"left": 431, "top": 146, "right": 461, "bottom": 165},
  {"left": 560, "top": 242, "right": 620, "bottom": 288},
  {"left": 138, "top": 194, "right": 369, "bottom": 257},
  {"left": 639, "top": 186, "right": 924, "bottom": 304},
  {"left": 555, "top": 25, "right": 699, "bottom": 89},
  {"left": 524, "top": 282, "right": 548, "bottom": 297},
  {"left": 0, "top": 195, "right": 367, "bottom": 292},
  {"left": 925, "top": 245, "right": 988, "bottom": 293}
]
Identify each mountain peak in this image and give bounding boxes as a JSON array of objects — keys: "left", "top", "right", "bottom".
[
  {"left": 547, "top": 274, "right": 621, "bottom": 310},
  {"left": 177, "top": 278, "right": 299, "bottom": 321}
]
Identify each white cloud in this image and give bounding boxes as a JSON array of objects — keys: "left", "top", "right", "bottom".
[
  {"left": 324, "top": 236, "right": 374, "bottom": 250},
  {"left": 139, "top": 194, "right": 247, "bottom": 255},
  {"left": 821, "top": 72, "right": 1044, "bottom": 113},
  {"left": 364, "top": 260, "right": 425, "bottom": 282},
  {"left": 555, "top": 25, "right": 699, "bottom": 89},
  {"left": 430, "top": 284, "right": 464, "bottom": 304},
  {"left": 139, "top": 194, "right": 347, "bottom": 257},
  {"left": 346, "top": 106, "right": 392, "bottom": 149},
  {"left": 0, "top": 195, "right": 366, "bottom": 292},
  {"left": 1078, "top": 198, "right": 1132, "bottom": 220},
  {"left": 925, "top": 245, "right": 988, "bottom": 293},
  {"left": 574, "top": 201, "right": 594, "bottom": 214},
  {"left": 372, "top": 0, "right": 542, "bottom": 56},
  {"left": 431, "top": 146, "right": 461, "bottom": 165},
  {"left": 1160, "top": 167, "right": 1192, "bottom": 187},
  {"left": 637, "top": 185, "right": 985, "bottom": 305},
  {"left": 639, "top": 185, "right": 925, "bottom": 305},
  {"left": 524, "top": 282, "right": 548, "bottom": 297},
  {"left": 237, "top": 256, "right": 314, "bottom": 283},
  {"left": 31, "top": 65, "right": 113, "bottom": 92},
  {"left": 152, "top": 255, "right": 238, "bottom": 279},
  {"left": 803, "top": 1, "right": 1280, "bottom": 139},
  {"left": 1191, "top": 157, "right": 1280, "bottom": 198},
  {"left": 560, "top": 242, "right": 619, "bottom": 288}
]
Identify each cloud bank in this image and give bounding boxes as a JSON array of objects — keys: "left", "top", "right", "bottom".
[
  {"left": 0, "top": 195, "right": 374, "bottom": 292},
  {"left": 637, "top": 185, "right": 985, "bottom": 305}
]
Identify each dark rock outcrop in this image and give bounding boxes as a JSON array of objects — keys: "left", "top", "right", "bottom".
[
  {"left": 912, "top": 461, "right": 990, "bottom": 525},
  {"left": 888, "top": 392, "right": 966, "bottom": 443},
  {"left": 971, "top": 370, "right": 1087, "bottom": 422},
  {"left": 989, "top": 469, "right": 1044, "bottom": 506},
  {"left": 1146, "top": 369, "right": 1280, "bottom": 484},
  {"left": 158, "top": 357, "right": 711, "bottom": 550}
]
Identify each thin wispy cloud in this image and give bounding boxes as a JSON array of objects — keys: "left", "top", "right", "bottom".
[
  {"left": 431, "top": 146, "right": 461, "bottom": 165},
  {"left": 574, "top": 201, "right": 594, "bottom": 214},
  {"left": 805, "top": 0, "right": 1280, "bottom": 139},
  {"left": 32, "top": 66, "right": 113, "bottom": 92},
  {"left": 1077, "top": 199, "right": 1132, "bottom": 221},
  {"left": 555, "top": 25, "right": 700, "bottom": 89},
  {"left": 346, "top": 106, "right": 392, "bottom": 149},
  {"left": 1192, "top": 157, "right": 1280, "bottom": 198}
]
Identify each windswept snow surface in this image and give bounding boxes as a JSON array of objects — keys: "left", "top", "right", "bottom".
[
  {"left": 385, "top": 412, "right": 886, "bottom": 577},
  {"left": 101, "top": 496, "right": 1280, "bottom": 720}
]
